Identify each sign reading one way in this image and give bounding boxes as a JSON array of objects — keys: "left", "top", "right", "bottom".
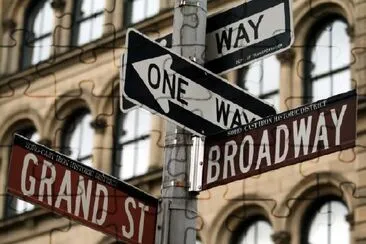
[
  {"left": 202, "top": 90, "right": 357, "bottom": 190},
  {"left": 122, "top": 29, "right": 277, "bottom": 136},
  {"left": 8, "top": 135, "right": 158, "bottom": 244}
]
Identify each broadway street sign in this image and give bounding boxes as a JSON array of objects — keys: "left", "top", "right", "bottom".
[
  {"left": 122, "top": 29, "right": 277, "bottom": 136},
  {"left": 8, "top": 135, "right": 158, "bottom": 244},
  {"left": 202, "top": 90, "right": 357, "bottom": 190}
]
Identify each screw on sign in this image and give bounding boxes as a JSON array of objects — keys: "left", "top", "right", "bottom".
[
  {"left": 202, "top": 90, "right": 357, "bottom": 190},
  {"left": 7, "top": 135, "right": 157, "bottom": 244}
]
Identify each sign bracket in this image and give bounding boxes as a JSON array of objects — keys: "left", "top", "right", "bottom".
[{"left": 189, "top": 136, "right": 204, "bottom": 192}]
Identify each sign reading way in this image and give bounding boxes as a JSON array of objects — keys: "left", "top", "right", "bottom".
[
  {"left": 205, "top": 0, "right": 293, "bottom": 74},
  {"left": 135, "top": 0, "right": 293, "bottom": 75},
  {"left": 8, "top": 135, "right": 158, "bottom": 244},
  {"left": 202, "top": 90, "right": 357, "bottom": 190},
  {"left": 122, "top": 29, "right": 277, "bottom": 136}
]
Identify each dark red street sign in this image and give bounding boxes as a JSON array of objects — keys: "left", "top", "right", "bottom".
[
  {"left": 7, "top": 135, "right": 158, "bottom": 244},
  {"left": 202, "top": 90, "right": 357, "bottom": 190}
]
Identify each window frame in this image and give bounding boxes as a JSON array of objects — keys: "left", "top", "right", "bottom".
[
  {"left": 21, "top": 0, "right": 53, "bottom": 69},
  {"left": 60, "top": 108, "right": 93, "bottom": 164},
  {"left": 112, "top": 108, "right": 151, "bottom": 180},
  {"left": 230, "top": 215, "right": 273, "bottom": 244},
  {"left": 303, "top": 15, "right": 350, "bottom": 103},
  {"left": 71, "top": 0, "right": 105, "bottom": 46},
  {"left": 237, "top": 57, "right": 280, "bottom": 109},
  {"left": 123, "top": 0, "right": 160, "bottom": 27},
  {"left": 300, "top": 196, "right": 349, "bottom": 244}
]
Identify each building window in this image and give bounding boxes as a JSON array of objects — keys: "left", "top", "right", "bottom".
[
  {"left": 61, "top": 109, "right": 93, "bottom": 166},
  {"left": 231, "top": 217, "right": 273, "bottom": 244},
  {"left": 72, "top": 0, "right": 105, "bottom": 46},
  {"left": 22, "top": 0, "right": 53, "bottom": 69},
  {"left": 124, "top": 0, "right": 160, "bottom": 26},
  {"left": 304, "top": 17, "right": 351, "bottom": 102},
  {"left": 237, "top": 56, "right": 280, "bottom": 110},
  {"left": 113, "top": 108, "right": 151, "bottom": 180},
  {"left": 302, "top": 198, "right": 350, "bottom": 244},
  {"left": 5, "top": 127, "right": 39, "bottom": 218}
]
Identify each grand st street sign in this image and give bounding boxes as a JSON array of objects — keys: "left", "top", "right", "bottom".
[
  {"left": 121, "top": 29, "right": 277, "bottom": 136},
  {"left": 8, "top": 135, "right": 158, "bottom": 244}
]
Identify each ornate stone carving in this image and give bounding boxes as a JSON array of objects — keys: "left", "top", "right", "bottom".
[
  {"left": 2, "top": 19, "right": 16, "bottom": 32},
  {"left": 90, "top": 117, "right": 107, "bottom": 132},
  {"left": 346, "top": 212, "right": 355, "bottom": 230},
  {"left": 271, "top": 231, "right": 291, "bottom": 244},
  {"left": 346, "top": 25, "right": 355, "bottom": 40},
  {"left": 276, "top": 49, "right": 295, "bottom": 64},
  {"left": 51, "top": 0, "right": 66, "bottom": 10},
  {"left": 38, "top": 138, "right": 52, "bottom": 148}
]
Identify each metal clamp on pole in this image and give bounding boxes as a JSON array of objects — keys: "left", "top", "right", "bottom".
[
  {"left": 189, "top": 136, "right": 204, "bottom": 192},
  {"left": 178, "top": 0, "right": 201, "bottom": 8},
  {"left": 162, "top": 180, "right": 188, "bottom": 189}
]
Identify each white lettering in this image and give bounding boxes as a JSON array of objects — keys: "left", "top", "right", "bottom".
[
  {"left": 207, "top": 146, "right": 220, "bottom": 184},
  {"left": 312, "top": 112, "right": 329, "bottom": 152},
  {"left": 331, "top": 105, "right": 347, "bottom": 145},
  {"left": 255, "top": 130, "right": 271, "bottom": 170},
  {"left": 275, "top": 125, "right": 289, "bottom": 164},
  {"left": 138, "top": 202, "right": 149, "bottom": 243},
  {"left": 239, "top": 135, "right": 254, "bottom": 173},
  {"left": 38, "top": 160, "right": 56, "bottom": 205},
  {"left": 55, "top": 170, "right": 72, "bottom": 213},
  {"left": 123, "top": 197, "right": 136, "bottom": 239},
  {"left": 74, "top": 175, "right": 92, "bottom": 220},
  {"left": 21, "top": 153, "right": 38, "bottom": 196},
  {"left": 92, "top": 183, "right": 108, "bottom": 225},
  {"left": 293, "top": 116, "right": 312, "bottom": 157},
  {"left": 223, "top": 140, "right": 237, "bottom": 179}
]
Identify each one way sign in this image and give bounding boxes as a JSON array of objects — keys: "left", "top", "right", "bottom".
[{"left": 122, "top": 29, "right": 277, "bottom": 136}]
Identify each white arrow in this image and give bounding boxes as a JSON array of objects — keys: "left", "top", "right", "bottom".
[{"left": 131, "top": 54, "right": 261, "bottom": 130}]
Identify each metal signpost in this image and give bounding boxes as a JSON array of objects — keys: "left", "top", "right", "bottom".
[
  {"left": 121, "top": 0, "right": 293, "bottom": 112},
  {"left": 121, "top": 29, "right": 276, "bottom": 136},
  {"left": 201, "top": 90, "right": 357, "bottom": 190},
  {"left": 8, "top": 135, "right": 158, "bottom": 244},
  {"left": 154, "top": 1, "right": 207, "bottom": 243}
]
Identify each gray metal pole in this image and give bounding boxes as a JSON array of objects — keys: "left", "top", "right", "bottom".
[{"left": 155, "top": 1, "right": 207, "bottom": 244}]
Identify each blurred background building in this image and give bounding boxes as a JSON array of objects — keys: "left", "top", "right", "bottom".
[{"left": 0, "top": 0, "right": 365, "bottom": 243}]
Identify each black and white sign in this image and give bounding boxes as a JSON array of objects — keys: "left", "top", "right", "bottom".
[
  {"left": 122, "top": 29, "right": 276, "bottom": 136},
  {"left": 126, "top": 0, "right": 293, "bottom": 75},
  {"left": 205, "top": 0, "right": 293, "bottom": 74}
]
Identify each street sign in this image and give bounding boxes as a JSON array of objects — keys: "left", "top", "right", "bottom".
[
  {"left": 201, "top": 90, "right": 357, "bottom": 190},
  {"left": 122, "top": 29, "right": 277, "bottom": 136},
  {"left": 205, "top": 0, "right": 293, "bottom": 74},
  {"left": 121, "top": 0, "right": 293, "bottom": 112},
  {"left": 8, "top": 135, "right": 158, "bottom": 244}
]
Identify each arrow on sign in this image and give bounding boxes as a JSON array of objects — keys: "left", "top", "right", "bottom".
[
  {"left": 123, "top": 29, "right": 277, "bottom": 136},
  {"left": 131, "top": 54, "right": 262, "bottom": 129}
]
